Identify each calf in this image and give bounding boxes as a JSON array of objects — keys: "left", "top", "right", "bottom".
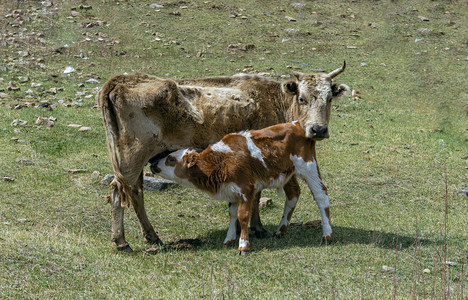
[{"left": 151, "top": 122, "right": 332, "bottom": 254}]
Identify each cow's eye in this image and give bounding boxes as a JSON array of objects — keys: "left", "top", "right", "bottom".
[{"left": 298, "top": 96, "right": 306, "bottom": 104}]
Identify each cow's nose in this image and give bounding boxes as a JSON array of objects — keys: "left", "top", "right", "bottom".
[{"left": 310, "top": 125, "right": 329, "bottom": 139}]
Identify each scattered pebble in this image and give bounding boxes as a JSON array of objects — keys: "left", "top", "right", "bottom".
[
  {"left": 259, "top": 197, "right": 272, "bottom": 208},
  {"left": 446, "top": 261, "right": 457, "bottom": 266},
  {"left": 458, "top": 190, "right": 468, "bottom": 197},
  {"left": 18, "top": 159, "right": 34, "bottom": 166},
  {"left": 78, "top": 126, "right": 92, "bottom": 131},
  {"left": 11, "top": 119, "right": 28, "bottom": 126},
  {"left": 382, "top": 265, "right": 395, "bottom": 272},
  {"left": 2, "top": 177, "right": 15, "bottom": 182},
  {"left": 67, "top": 124, "right": 82, "bottom": 128},
  {"left": 91, "top": 171, "right": 101, "bottom": 178},
  {"left": 63, "top": 66, "right": 75, "bottom": 74},
  {"left": 68, "top": 169, "right": 87, "bottom": 174},
  {"left": 423, "top": 268, "right": 431, "bottom": 274}
]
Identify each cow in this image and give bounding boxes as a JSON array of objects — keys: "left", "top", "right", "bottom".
[
  {"left": 150, "top": 122, "right": 332, "bottom": 254},
  {"left": 98, "top": 62, "right": 349, "bottom": 252}
]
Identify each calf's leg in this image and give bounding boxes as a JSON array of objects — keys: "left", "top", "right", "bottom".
[
  {"left": 275, "top": 176, "right": 301, "bottom": 238},
  {"left": 292, "top": 156, "right": 332, "bottom": 243},
  {"left": 237, "top": 195, "right": 253, "bottom": 255},
  {"left": 249, "top": 191, "right": 271, "bottom": 238}
]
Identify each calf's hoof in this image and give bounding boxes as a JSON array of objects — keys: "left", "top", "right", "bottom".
[
  {"left": 320, "top": 236, "right": 333, "bottom": 246},
  {"left": 223, "top": 240, "right": 235, "bottom": 247},
  {"left": 238, "top": 250, "right": 249, "bottom": 255},
  {"left": 117, "top": 244, "right": 134, "bottom": 253}
]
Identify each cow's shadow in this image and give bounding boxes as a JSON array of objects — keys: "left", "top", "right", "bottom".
[{"left": 156, "top": 224, "right": 440, "bottom": 253}]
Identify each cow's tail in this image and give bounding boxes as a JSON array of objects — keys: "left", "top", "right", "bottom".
[{"left": 97, "top": 78, "right": 133, "bottom": 208}]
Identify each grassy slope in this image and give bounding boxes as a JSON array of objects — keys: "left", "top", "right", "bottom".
[{"left": 0, "top": 0, "right": 466, "bottom": 298}]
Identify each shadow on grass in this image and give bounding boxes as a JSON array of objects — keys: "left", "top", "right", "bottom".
[{"left": 145, "top": 225, "right": 441, "bottom": 254}]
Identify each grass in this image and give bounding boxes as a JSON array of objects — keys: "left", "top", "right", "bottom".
[{"left": 1, "top": 0, "right": 467, "bottom": 298}]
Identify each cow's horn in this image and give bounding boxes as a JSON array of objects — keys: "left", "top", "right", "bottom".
[{"left": 327, "top": 61, "right": 346, "bottom": 79}]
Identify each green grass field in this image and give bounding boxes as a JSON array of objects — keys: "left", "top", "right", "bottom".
[{"left": 1, "top": 0, "right": 466, "bottom": 298}]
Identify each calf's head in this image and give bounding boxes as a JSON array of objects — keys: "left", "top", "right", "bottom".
[
  {"left": 150, "top": 149, "right": 199, "bottom": 184},
  {"left": 282, "top": 61, "right": 350, "bottom": 140}
]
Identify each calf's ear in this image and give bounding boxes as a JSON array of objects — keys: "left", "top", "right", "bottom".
[
  {"left": 185, "top": 152, "right": 199, "bottom": 168},
  {"left": 332, "top": 83, "right": 350, "bottom": 98},
  {"left": 282, "top": 81, "right": 298, "bottom": 95}
]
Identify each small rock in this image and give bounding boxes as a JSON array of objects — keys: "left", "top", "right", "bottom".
[
  {"left": 458, "top": 190, "right": 468, "bottom": 197},
  {"left": 149, "top": 3, "right": 164, "bottom": 8},
  {"left": 67, "top": 124, "right": 82, "bottom": 128},
  {"left": 259, "top": 197, "right": 272, "bottom": 209},
  {"left": 445, "top": 261, "right": 457, "bottom": 266},
  {"left": 85, "top": 78, "right": 100, "bottom": 84},
  {"left": 18, "top": 51, "right": 29, "bottom": 57},
  {"left": 68, "top": 169, "right": 87, "bottom": 174},
  {"left": 78, "top": 126, "right": 92, "bottom": 131},
  {"left": 418, "top": 15, "right": 430, "bottom": 22},
  {"left": 41, "top": 1, "right": 53, "bottom": 7},
  {"left": 285, "top": 16, "right": 297, "bottom": 22},
  {"left": 2, "top": 177, "right": 15, "bottom": 182},
  {"left": 0, "top": 92, "right": 9, "bottom": 98},
  {"left": 7, "top": 82, "right": 20, "bottom": 91},
  {"left": 423, "top": 268, "right": 431, "bottom": 274},
  {"left": 285, "top": 28, "right": 299, "bottom": 35},
  {"left": 291, "top": 3, "right": 306, "bottom": 9},
  {"left": 18, "top": 76, "right": 29, "bottom": 83},
  {"left": 304, "top": 220, "right": 321, "bottom": 228},
  {"left": 418, "top": 28, "right": 432, "bottom": 34},
  {"left": 382, "top": 265, "right": 395, "bottom": 272},
  {"left": 11, "top": 119, "right": 28, "bottom": 126},
  {"left": 91, "top": 171, "right": 101, "bottom": 178},
  {"left": 415, "top": 38, "right": 423, "bottom": 43},
  {"left": 37, "top": 102, "right": 51, "bottom": 108},
  {"left": 360, "top": 62, "right": 368, "bottom": 67},
  {"left": 63, "top": 66, "right": 75, "bottom": 74},
  {"left": 18, "top": 159, "right": 34, "bottom": 166}
]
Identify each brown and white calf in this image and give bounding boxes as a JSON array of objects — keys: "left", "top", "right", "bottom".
[{"left": 151, "top": 122, "right": 332, "bottom": 254}]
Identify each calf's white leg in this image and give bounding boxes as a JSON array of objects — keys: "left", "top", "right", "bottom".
[{"left": 290, "top": 155, "right": 333, "bottom": 243}]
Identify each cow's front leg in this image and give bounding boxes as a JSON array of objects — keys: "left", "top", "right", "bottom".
[
  {"left": 275, "top": 176, "right": 300, "bottom": 238},
  {"left": 110, "top": 184, "right": 132, "bottom": 252},
  {"left": 237, "top": 195, "right": 253, "bottom": 255},
  {"left": 249, "top": 191, "right": 272, "bottom": 238},
  {"left": 223, "top": 202, "right": 238, "bottom": 246},
  {"left": 131, "top": 172, "right": 163, "bottom": 245}
]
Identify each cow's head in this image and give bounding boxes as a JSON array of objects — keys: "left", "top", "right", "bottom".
[
  {"left": 282, "top": 61, "right": 350, "bottom": 140},
  {"left": 150, "top": 149, "right": 199, "bottom": 186}
]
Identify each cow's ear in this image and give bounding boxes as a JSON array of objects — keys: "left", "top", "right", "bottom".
[
  {"left": 185, "top": 152, "right": 199, "bottom": 168},
  {"left": 332, "top": 83, "right": 350, "bottom": 98},
  {"left": 282, "top": 81, "right": 298, "bottom": 95}
]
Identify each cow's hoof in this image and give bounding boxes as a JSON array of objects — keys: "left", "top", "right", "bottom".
[
  {"left": 147, "top": 238, "right": 164, "bottom": 246},
  {"left": 117, "top": 244, "right": 134, "bottom": 253},
  {"left": 238, "top": 250, "right": 249, "bottom": 255},
  {"left": 254, "top": 230, "right": 272, "bottom": 239},
  {"left": 320, "top": 236, "right": 332, "bottom": 246},
  {"left": 273, "top": 232, "right": 282, "bottom": 239}
]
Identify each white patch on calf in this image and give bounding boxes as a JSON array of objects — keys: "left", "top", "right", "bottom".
[
  {"left": 211, "top": 140, "right": 233, "bottom": 153},
  {"left": 212, "top": 182, "right": 246, "bottom": 203},
  {"left": 239, "top": 131, "right": 268, "bottom": 168},
  {"left": 156, "top": 149, "right": 196, "bottom": 188},
  {"left": 239, "top": 238, "right": 249, "bottom": 249}
]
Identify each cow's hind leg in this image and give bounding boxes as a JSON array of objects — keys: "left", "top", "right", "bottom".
[
  {"left": 274, "top": 176, "right": 300, "bottom": 238},
  {"left": 249, "top": 191, "right": 272, "bottom": 238},
  {"left": 111, "top": 185, "right": 133, "bottom": 252},
  {"left": 131, "top": 171, "right": 163, "bottom": 245}
]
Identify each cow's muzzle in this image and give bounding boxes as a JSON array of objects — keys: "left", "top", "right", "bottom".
[{"left": 308, "top": 125, "right": 329, "bottom": 140}]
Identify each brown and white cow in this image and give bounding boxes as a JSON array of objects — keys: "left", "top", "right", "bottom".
[
  {"left": 151, "top": 122, "right": 332, "bottom": 254},
  {"left": 98, "top": 62, "right": 348, "bottom": 252}
]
